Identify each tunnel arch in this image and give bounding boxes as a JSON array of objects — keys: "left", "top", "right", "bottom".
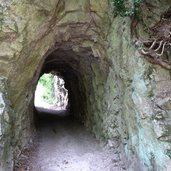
[{"left": 32, "top": 43, "right": 110, "bottom": 128}]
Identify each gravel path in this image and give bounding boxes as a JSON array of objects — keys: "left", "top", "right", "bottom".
[{"left": 24, "top": 109, "right": 125, "bottom": 171}]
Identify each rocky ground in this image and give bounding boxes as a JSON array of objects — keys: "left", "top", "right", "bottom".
[{"left": 14, "top": 109, "right": 126, "bottom": 171}]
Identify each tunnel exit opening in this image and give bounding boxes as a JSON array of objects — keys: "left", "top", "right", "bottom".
[{"left": 34, "top": 73, "right": 69, "bottom": 111}]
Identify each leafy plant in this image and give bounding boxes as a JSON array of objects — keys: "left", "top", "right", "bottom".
[
  {"left": 38, "top": 73, "right": 55, "bottom": 104},
  {"left": 112, "top": 0, "right": 143, "bottom": 18}
]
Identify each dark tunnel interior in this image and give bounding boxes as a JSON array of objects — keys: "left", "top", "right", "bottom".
[{"left": 33, "top": 46, "right": 94, "bottom": 126}]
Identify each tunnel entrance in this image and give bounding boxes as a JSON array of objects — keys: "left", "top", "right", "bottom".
[
  {"left": 32, "top": 45, "right": 96, "bottom": 135},
  {"left": 28, "top": 45, "right": 112, "bottom": 170},
  {"left": 14, "top": 43, "right": 113, "bottom": 171},
  {"left": 16, "top": 43, "right": 119, "bottom": 170},
  {"left": 33, "top": 45, "right": 103, "bottom": 123},
  {"left": 32, "top": 43, "right": 109, "bottom": 132}
]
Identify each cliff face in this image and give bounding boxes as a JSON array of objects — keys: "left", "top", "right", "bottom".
[{"left": 0, "top": 0, "right": 171, "bottom": 170}]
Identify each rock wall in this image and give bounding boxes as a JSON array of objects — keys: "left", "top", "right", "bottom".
[
  {"left": 106, "top": 0, "right": 171, "bottom": 170},
  {"left": 0, "top": 77, "right": 14, "bottom": 170},
  {"left": 0, "top": 0, "right": 171, "bottom": 170}
]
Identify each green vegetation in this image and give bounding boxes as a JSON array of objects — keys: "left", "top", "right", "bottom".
[
  {"left": 112, "top": 0, "right": 143, "bottom": 17},
  {"left": 38, "top": 73, "right": 55, "bottom": 104}
]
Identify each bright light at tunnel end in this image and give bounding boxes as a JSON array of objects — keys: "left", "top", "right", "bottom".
[{"left": 34, "top": 73, "right": 68, "bottom": 111}]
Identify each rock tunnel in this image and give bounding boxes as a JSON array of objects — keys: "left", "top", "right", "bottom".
[
  {"left": 1, "top": 0, "right": 171, "bottom": 170},
  {"left": 32, "top": 41, "right": 110, "bottom": 130},
  {"left": 37, "top": 45, "right": 103, "bottom": 122}
]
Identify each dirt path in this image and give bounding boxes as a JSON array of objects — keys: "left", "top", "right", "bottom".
[{"left": 23, "top": 109, "right": 125, "bottom": 171}]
